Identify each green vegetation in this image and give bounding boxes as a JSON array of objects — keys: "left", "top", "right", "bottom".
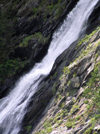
[
  {"left": 65, "top": 118, "right": 75, "bottom": 128},
  {"left": 25, "top": 125, "right": 32, "bottom": 132},
  {"left": 32, "top": 0, "right": 66, "bottom": 21},
  {"left": 0, "top": 0, "right": 67, "bottom": 87},
  {"left": 84, "top": 127, "right": 93, "bottom": 134},
  {"left": 77, "top": 26, "right": 100, "bottom": 48},
  {"left": 0, "top": 59, "right": 27, "bottom": 82},
  {"left": 35, "top": 119, "right": 52, "bottom": 134},
  {"left": 82, "top": 62, "right": 100, "bottom": 133},
  {"left": 19, "top": 35, "right": 34, "bottom": 47},
  {"left": 83, "top": 62, "right": 100, "bottom": 112},
  {"left": 70, "top": 104, "right": 79, "bottom": 114},
  {"left": 19, "top": 32, "right": 49, "bottom": 47},
  {"left": 63, "top": 66, "right": 70, "bottom": 75}
]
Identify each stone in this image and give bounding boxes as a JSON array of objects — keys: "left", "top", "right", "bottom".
[
  {"left": 70, "top": 77, "right": 80, "bottom": 89},
  {"left": 76, "top": 87, "right": 84, "bottom": 98},
  {"left": 77, "top": 56, "right": 92, "bottom": 75},
  {"left": 94, "top": 125, "right": 100, "bottom": 131},
  {"left": 58, "top": 96, "right": 66, "bottom": 107}
]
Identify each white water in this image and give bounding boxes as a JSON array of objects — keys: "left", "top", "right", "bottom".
[{"left": 0, "top": 0, "right": 99, "bottom": 134}]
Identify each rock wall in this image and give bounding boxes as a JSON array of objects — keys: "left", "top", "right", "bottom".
[{"left": 32, "top": 26, "right": 100, "bottom": 134}]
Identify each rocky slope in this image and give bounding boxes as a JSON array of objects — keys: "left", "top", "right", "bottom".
[{"left": 32, "top": 26, "right": 100, "bottom": 134}]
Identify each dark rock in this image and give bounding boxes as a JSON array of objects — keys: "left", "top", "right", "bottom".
[{"left": 87, "top": 1, "right": 100, "bottom": 33}]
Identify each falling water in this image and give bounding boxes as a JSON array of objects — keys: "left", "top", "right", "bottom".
[{"left": 0, "top": 0, "right": 99, "bottom": 134}]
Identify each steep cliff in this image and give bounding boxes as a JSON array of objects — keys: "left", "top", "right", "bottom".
[{"left": 32, "top": 26, "right": 100, "bottom": 134}]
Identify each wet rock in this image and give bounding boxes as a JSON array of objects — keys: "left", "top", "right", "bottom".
[{"left": 87, "top": 1, "right": 100, "bottom": 33}]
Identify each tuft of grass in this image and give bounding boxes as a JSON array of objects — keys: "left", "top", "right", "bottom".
[
  {"left": 70, "top": 104, "right": 79, "bottom": 114},
  {"left": 65, "top": 119, "right": 75, "bottom": 128}
]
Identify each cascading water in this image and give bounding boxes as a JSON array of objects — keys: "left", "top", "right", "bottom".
[{"left": 0, "top": 0, "right": 99, "bottom": 134}]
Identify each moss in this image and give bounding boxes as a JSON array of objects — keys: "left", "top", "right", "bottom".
[
  {"left": 63, "top": 66, "right": 70, "bottom": 75},
  {"left": 65, "top": 118, "right": 75, "bottom": 128},
  {"left": 77, "top": 26, "right": 100, "bottom": 49},
  {"left": 19, "top": 35, "right": 33, "bottom": 47},
  {"left": 93, "top": 132, "right": 98, "bottom": 134},
  {"left": 84, "top": 127, "right": 93, "bottom": 134},
  {"left": 35, "top": 119, "right": 52, "bottom": 134},
  {"left": 67, "top": 80, "right": 71, "bottom": 86},
  {"left": 46, "top": 127, "right": 52, "bottom": 133},
  {"left": 72, "top": 97, "right": 76, "bottom": 103},
  {"left": 84, "top": 100, "right": 89, "bottom": 104},
  {"left": 75, "top": 115, "right": 81, "bottom": 121},
  {"left": 59, "top": 102, "right": 65, "bottom": 108},
  {"left": 25, "top": 125, "right": 32, "bottom": 132},
  {"left": 43, "top": 120, "right": 52, "bottom": 129},
  {"left": 70, "top": 104, "right": 79, "bottom": 114},
  {"left": 32, "top": 0, "right": 66, "bottom": 22},
  {"left": 19, "top": 32, "right": 49, "bottom": 47}
]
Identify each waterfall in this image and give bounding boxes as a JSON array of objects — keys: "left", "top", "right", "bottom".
[{"left": 0, "top": 0, "right": 99, "bottom": 134}]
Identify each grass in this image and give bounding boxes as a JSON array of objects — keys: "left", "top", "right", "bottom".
[
  {"left": 77, "top": 26, "right": 100, "bottom": 48},
  {"left": 65, "top": 118, "right": 75, "bottom": 128},
  {"left": 70, "top": 104, "right": 79, "bottom": 114},
  {"left": 35, "top": 119, "right": 52, "bottom": 134}
]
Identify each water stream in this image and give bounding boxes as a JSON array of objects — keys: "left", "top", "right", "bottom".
[{"left": 0, "top": 0, "right": 99, "bottom": 133}]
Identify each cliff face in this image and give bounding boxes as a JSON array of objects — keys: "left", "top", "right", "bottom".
[
  {"left": 32, "top": 26, "right": 100, "bottom": 134},
  {"left": 0, "top": 0, "right": 79, "bottom": 98}
]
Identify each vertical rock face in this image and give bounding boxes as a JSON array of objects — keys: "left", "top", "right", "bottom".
[{"left": 87, "top": 1, "right": 100, "bottom": 33}]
